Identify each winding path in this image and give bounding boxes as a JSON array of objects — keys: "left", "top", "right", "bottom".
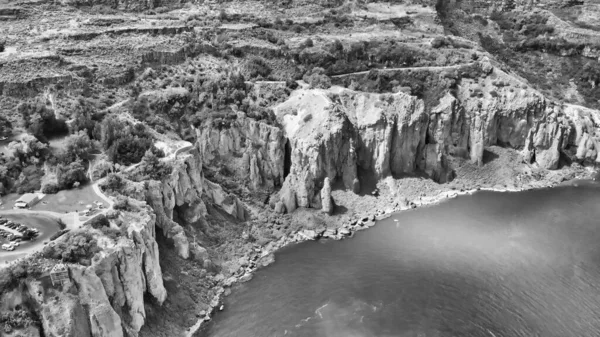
[{"left": 330, "top": 62, "right": 477, "bottom": 79}]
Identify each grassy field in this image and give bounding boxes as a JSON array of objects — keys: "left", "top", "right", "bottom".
[
  {"left": 0, "top": 194, "right": 21, "bottom": 210},
  {"left": 33, "top": 183, "right": 108, "bottom": 213}
]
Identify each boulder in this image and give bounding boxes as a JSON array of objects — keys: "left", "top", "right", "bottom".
[
  {"left": 299, "top": 230, "right": 318, "bottom": 240},
  {"left": 338, "top": 228, "right": 351, "bottom": 236}
]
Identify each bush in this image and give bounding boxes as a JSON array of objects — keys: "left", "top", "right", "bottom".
[
  {"left": 303, "top": 67, "right": 331, "bottom": 89},
  {"left": 42, "top": 231, "right": 100, "bottom": 265},
  {"left": 87, "top": 214, "right": 109, "bottom": 229},
  {"left": 431, "top": 36, "right": 448, "bottom": 49},
  {"left": 91, "top": 159, "right": 114, "bottom": 180},
  {"left": 113, "top": 195, "right": 131, "bottom": 211},
  {"left": 219, "top": 10, "right": 228, "bottom": 21},
  {"left": 301, "top": 38, "right": 314, "bottom": 49},
  {"left": 0, "top": 115, "right": 11, "bottom": 138},
  {"left": 101, "top": 173, "right": 124, "bottom": 193},
  {"left": 17, "top": 100, "right": 68, "bottom": 142},
  {"left": 41, "top": 182, "right": 59, "bottom": 194},
  {"left": 0, "top": 309, "right": 38, "bottom": 330},
  {"left": 128, "top": 149, "right": 172, "bottom": 181},
  {"left": 50, "top": 229, "right": 69, "bottom": 241},
  {"left": 56, "top": 160, "right": 87, "bottom": 189},
  {"left": 99, "top": 118, "right": 155, "bottom": 166},
  {"left": 243, "top": 56, "right": 272, "bottom": 79}
]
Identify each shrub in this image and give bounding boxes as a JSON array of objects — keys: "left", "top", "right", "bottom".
[
  {"left": 303, "top": 114, "right": 313, "bottom": 122},
  {"left": 87, "top": 214, "right": 109, "bottom": 229},
  {"left": 42, "top": 231, "right": 100, "bottom": 265},
  {"left": 56, "top": 160, "right": 87, "bottom": 189},
  {"left": 431, "top": 36, "right": 448, "bottom": 49},
  {"left": 49, "top": 229, "right": 69, "bottom": 241},
  {"left": 303, "top": 67, "right": 331, "bottom": 89},
  {"left": 91, "top": 159, "right": 114, "bottom": 180},
  {"left": 219, "top": 10, "right": 228, "bottom": 21},
  {"left": 99, "top": 119, "right": 155, "bottom": 166},
  {"left": 0, "top": 309, "right": 38, "bottom": 330},
  {"left": 243, "top": 56, "right": 272, "bottom": 79},
  {"left": 0, "top": 115, "right": 11, "bottom": 138},
  {"left": 113, "top": 195, "right": 131, "bottom": 211},
  {"left": 41, "top": 182, "right": 59, "bottom": 194},
  {"left": 17, "top": 100, "right": 68, "bottom": 142},
  {"left": 301, "top": 38, "right": 314, "bottom": 49},
  {"left": 128, "top": 149, "right": 172, "bottom": 181},
  {"left": 102, "top": 173, "right": 124, "bottom": 193}
]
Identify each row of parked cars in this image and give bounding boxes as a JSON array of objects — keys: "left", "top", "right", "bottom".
[{"left": 0, "top": 216, "right": 39, "bottom": 251}]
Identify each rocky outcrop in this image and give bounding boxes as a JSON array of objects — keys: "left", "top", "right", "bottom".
[
  {"left": 1, "top": 204, "right": 168, "bottom": 337},
  {"left": 320, "top": 177, "right": 333, "bottom": 215},
  {"left": 144, "top": 148, "right": 204, "bottom": 259},
  {"left": 196, "top": 113, "right": 286, "bottom": 191},
  {"left": 203, "top": 180, "right": 248, "bottom": 221},
  {"left": 56, "top": 0, "right": 189, "bottom": 12},
  {"left": 436, "top": 0, "right": 585, "bottom": 14},
  {"left": 273, "top": 61, "right": 600, "bottom": 212}
]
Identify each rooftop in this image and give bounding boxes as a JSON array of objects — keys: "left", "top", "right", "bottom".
[{"left": 16, "top": 193, "right": 39, "bottom": 203}]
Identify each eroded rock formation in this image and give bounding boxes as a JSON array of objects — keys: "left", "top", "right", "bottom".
[
  {"left": 272, "top": 60, "right": 600, "bottom": 212},
  {"left": 196, "top": 113, "right": 286, "bottom": 191}
]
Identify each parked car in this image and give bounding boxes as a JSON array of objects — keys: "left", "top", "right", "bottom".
[{"left": 1, "top": 243, "right": 14, "bottom": 251}]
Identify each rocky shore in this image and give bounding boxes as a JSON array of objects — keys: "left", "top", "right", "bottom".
[{"left": 186, "top": 165, "right": 594, "bottom": 336}]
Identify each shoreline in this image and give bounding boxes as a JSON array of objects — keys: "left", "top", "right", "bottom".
[{"left": 186, "top": 173, "right": 595, "bottom": 336}]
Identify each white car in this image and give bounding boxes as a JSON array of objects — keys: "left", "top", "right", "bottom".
[{"left": 1, "top": 244, "right": 14, "bottom": 251}]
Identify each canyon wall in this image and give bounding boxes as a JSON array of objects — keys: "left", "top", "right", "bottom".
[
  {"left": 196, "top": 114, "right": 286, "bottom": 191},
  {"left": 435, "top": 0, "right": 586, "bottom": 13},
  {"left": 0, "top": 145, "right": 251, "bottom": 337},
  {"left": 271, "top": 60, "right": 600, "bottom": 212},
  {"left": 0, "top": 205, "right": 166, "bottom": 337}
]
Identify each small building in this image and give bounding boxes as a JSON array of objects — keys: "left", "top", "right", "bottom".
[
  {"left": 50, "top": 264, "right": 70, "bottom": 287},
  {"left": 15, "top": 193, "right": 40, "bottom": 209}
]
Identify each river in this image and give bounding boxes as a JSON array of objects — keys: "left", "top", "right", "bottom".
[{"left": 200, "top": 183, "right": 600, "bottom": 337}]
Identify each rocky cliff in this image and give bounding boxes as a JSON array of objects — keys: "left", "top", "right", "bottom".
[
  {"left": 196, "top": 113, "right": 286, "bottom": 191},
  {"left": 0, "top": 205, "right": 166, "bottom": 337},
  {"left": 435, "top": 0, "right": 586, "bottom": 13},
  {"left": 271, "top": 60, "right": 600, "bottom": 212},
  {"left": 0, "top": 144, "right": 253, "bottom": 337}
]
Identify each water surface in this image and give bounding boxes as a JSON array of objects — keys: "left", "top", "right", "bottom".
[{"left": 201, "top": 184, "right": 600, "bottom": 337}]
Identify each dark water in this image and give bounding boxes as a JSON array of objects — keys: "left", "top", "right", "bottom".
[{"left": 201, "top": 184, "right": 600, "bottom": 337}]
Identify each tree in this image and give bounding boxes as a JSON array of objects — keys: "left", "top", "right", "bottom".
[
  {"left": 62, "top": 131, "right": 94, "bottom": 162},
  {"left": 70, "top": 98, "right": 96, "bottom": 137},
  {"left": 0, "top": 115, "right": 11, "bottom": 138},
  {"left": 244, "top": 56, "right": 272, "bottom": 79},
  {"left": 56, "top": 160, "right": 87, "bottom": 189},
  {"left": 87, "top": 214, "right": 109, "bottom": 229},
  {"left": 130, "top": 149, "right": 172, "bottom": 181},
  {"left": 18, "top": 100, "right": 67, "bottom": 142}
]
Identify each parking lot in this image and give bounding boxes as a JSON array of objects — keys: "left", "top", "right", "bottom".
[
  {"left": 0, "top": 217, "right": 39, "bottom": 241},
  {"left": 0, "top": 213, "right": 61, "bottom": 263}
]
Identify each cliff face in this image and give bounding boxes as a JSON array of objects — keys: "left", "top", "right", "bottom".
[
  {"left": 436, "top": 0, "right": 585, "bottom": 14},
  {"left": 55, "top": 0, "right": 188, "bottom": 11},
  {"left": 196, "top": 113, "right": 286, "bottom": 191},
  {"left": 0, "top": 144, "right": 253, "bottom": 337},
  {"left": 1, "top": 206, "right": 167, "bottom": 337},
  {"left": 272, "top": 60, "right": 600, "bottom": 212},
  {"left": 144, "top": 149, "right": 205, "bottom": 259},
  {"left": 144, "top": 146, "right": 248, "bottom": 259}
]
